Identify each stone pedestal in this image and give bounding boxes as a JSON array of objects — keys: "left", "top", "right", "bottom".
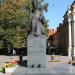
[{"left": 27, "top": 35, "right": 46, "bottom": 68}]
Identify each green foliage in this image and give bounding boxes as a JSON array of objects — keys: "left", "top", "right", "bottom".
[
  {"left": 0, "top": 0, "right": 32, "bottom": 49},
  {"left": 37, "top": 0, "right": 48, "bottom": 12},
  {"left": 0, "top": 0, "right": 48, "bottom": 49}
]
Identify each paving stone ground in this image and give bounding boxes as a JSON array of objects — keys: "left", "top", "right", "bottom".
[
  {"left": 0, "top": 55, "right": 75, "bottom": 75},
  {"left": 12, "top": 64, "right": 75, "bottom": 75},
  {"left": 12, "top": 55, "right": 75, "bottom": 75}
]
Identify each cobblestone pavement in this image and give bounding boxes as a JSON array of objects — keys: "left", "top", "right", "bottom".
[
  {"left": 13, "top": 55, "right": 75, "bottom": 75},
  {"left": 12, "top": 64, "right": 75, "bottom": 75},
  {"left": 0, "top": 55, "right": 74, "bottom": 75}
]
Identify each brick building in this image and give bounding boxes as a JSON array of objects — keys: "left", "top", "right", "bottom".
[{"left": 47, "top": 29, "right": 57, "bottom": 55}]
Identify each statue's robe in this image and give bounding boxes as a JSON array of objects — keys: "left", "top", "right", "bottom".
[{"left": 29, "top": 10, "right": 45, "bottom": 36}]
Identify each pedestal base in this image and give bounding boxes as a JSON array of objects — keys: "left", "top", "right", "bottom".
[{"left": 27, "top": 35, "right": 46, "bottom": 68}]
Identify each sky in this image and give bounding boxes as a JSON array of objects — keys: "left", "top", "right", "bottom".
[{"left": 44, "top": 0, "right": 74, "bottom": 29}]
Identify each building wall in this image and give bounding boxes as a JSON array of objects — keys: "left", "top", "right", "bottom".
[
  {"left": 53, "top": 21, "right": 69, "bottom": 55},
  {"left": 47, "top": 29, "right": 57, "bottom": 55},
  {"left": 47, "top": 1, "right": 75, "bottom": 56}
]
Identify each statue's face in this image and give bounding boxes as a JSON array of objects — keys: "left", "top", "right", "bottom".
[{"left": 32, "top": 0, "right": 38, "bottom": 9}]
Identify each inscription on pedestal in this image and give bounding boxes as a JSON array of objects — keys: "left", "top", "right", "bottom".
[{"left": 27, "top": 35, "right": 46, "bottom": 68}]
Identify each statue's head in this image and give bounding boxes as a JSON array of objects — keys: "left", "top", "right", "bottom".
[{"left": 32, "top": 0, "right": 38, "bottom": 11}]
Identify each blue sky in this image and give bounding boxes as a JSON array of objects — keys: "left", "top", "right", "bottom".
[{"left": 44, "top": 0, "right": 74, "bottom": 29}]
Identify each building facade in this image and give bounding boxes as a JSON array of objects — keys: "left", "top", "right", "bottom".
[
  {"left": 47, "top": 1, "right": 75, "bottom": 56},
  {"left": 53, "top": 1, "right": 75, "bottom": 56},
  {"left": 47, "top": 29, "right": 57, "bottom": 55}
]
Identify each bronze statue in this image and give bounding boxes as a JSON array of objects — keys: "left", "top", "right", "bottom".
[{"left": 28, "top": 0, "right": 47, "bottom": 36}]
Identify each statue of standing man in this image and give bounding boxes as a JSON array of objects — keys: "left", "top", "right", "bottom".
[{"left": 28, "top": 0, "right": 46, "bottom": 36}]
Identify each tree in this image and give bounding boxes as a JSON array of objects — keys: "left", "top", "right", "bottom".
[
  {"left": 0, "top": 0, "right": 48, "bottom": 50},
  {"left": 0, "top": 0, "right": 32, "bottom": 49}
]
